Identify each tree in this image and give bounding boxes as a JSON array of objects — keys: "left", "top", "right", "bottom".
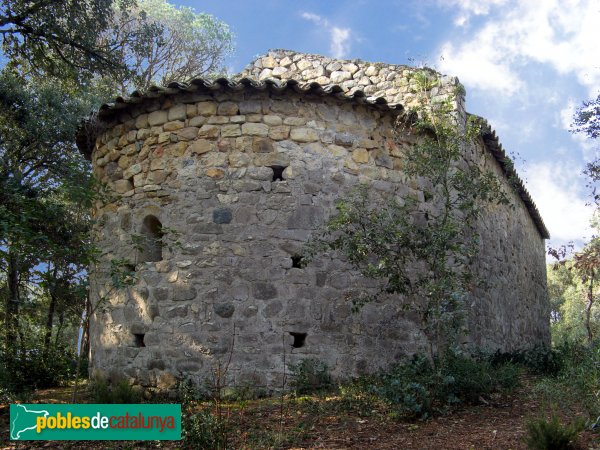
[
  {"left": 0, "top": 70, "right": 97, "bottom": 358},
  {"left": 547, "top": 94, "right": 600, "bottom": 345},
  {"left": 0, "top": 0, "right": 140, "bottom": 80},
  {"left": 99, "top": 0, "right": 234, "bottom": 93},
  {"left": 0, "top": 0, "right": 235, "bottom": 393},
  {"left": 306, "top": 70, "right": 510, "bottom": 358},
  {"left": 574, "top": 95, "right": 600, "bottom": 140}
]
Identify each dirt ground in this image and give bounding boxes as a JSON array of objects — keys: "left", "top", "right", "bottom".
[{"left": 0, "top": 381, "right": 597, "bottom": 449}]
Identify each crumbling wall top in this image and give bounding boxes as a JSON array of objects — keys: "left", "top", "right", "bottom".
[{"left": 236, "top": 49, "right": 465, "bottom": 115}]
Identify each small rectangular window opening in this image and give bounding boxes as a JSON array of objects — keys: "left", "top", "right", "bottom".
[
  {"left": 133, "top": 333, "right": 146, "bottom": 347},
  {"left": 270, "top": 165, "right": 286, "bottom": 182},
  {"left": 291, "top": 255, "right": 304, "bottom": 268},
  {"left": 290, "top": 332, "right": 307, "bottom": 348}
]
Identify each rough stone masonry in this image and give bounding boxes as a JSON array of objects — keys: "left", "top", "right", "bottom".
[{"left": 78, "top": 49, "right": 550, "bottom": 392}]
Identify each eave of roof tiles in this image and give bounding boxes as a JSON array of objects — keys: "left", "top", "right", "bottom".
[
  {"left": 95, "top": 77, "right": 403, "bottom": 119},
  {"left": 77, "top": 76, "right": 549, "bottom": 240},
  {"left": 476, "top": 116, "right": 549, "bottom": 239}
]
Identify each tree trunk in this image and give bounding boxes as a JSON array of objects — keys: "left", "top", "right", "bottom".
[
  {"left": 54, "top": 309, "right": 65, "bottom": 348},
  {"left": 6, "top": 250, "right": 20, "bottom": 356},
  {"left": 585, "top": 268, "right": 595, "bottom": 344},
  {"left": 43, "top": 267, "right": 58, "bottom": 355}
]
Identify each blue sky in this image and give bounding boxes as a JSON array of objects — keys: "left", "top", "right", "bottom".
[{"left": 180, "top": 0, "right": 600, "bottom": 252}]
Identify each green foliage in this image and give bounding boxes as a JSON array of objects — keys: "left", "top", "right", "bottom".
[
  {"left": 0, "top": 69, "right": 102, "bottom": 360},
  {"left": 305, "top": 70, "right": 510, "bottom": 356},
  {"left": 0, "top": 0, "right": 234, "bottom": 403},
  {"left": 99, "top": 0, "right": 234, "bottom": 92},
  {"left": 548, "top": 239, "right": 600, "bottom": 345},
  {"left": 177, "top": 377, "right": 229, "bottom": 449},
  {"left": 89, "top": 374, "right": 143, "bottom": 403},
  {"left": 109, "top": 258, "right": 138, "bottom": 288},
  {"left": 353, "top": 351, "right": 520, "bottom": 420},
  {"left": 182, "top": 409, "right": 229, "bottom": 450},
  {"left": 222, "top": 383, "right": 267, "bottom": 402},
  {"left": 524, "top": 413, "right": 585, "bottom": 450},
  {"left": 0, "top": 344, "right": 80, "bottom": 394},
  {"left": 0, "top": 0, "right": 134, "bottom": 80},
  {"left": 289, "top": 358, "right": 333, "bottom": 395},
  {"left": 337, "top": 376, "right": 381, "bottom": 415},
  {"left": 533, "top": 342, "right": 600, "bottom": 417},
  {"left": 488, "top": 345, "right": 565, "bottom": 376},
  {"left": 175, "top": 377, "right": 210, "bottom": 403},
  {"left": 573, "top": 94, "right": 600, "bottom": 140}
]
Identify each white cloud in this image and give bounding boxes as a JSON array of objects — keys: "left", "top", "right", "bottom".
[
  {"left": 301, "top": 12, "right": 321, "bottom": 23},
  {"left": 301, "top": 12, "right": 352, "bottom": 59},
  {"left": 438, "top": 0, "right": 600, "bottom": 97},
  {"left": 439, "top": 0, "right": 508, "bottom": 26},
  {"left": 559, "top": 100, "right": 576, "bottom": 130},
  {"left": 330, "top": 27, "right": 350, "bottom": 59},
  {"left": 439, "top": 40, "right": 522, "bottom": 95},
  {"left": 525, "top": 161, "right": 594, "bottom": 246},
  {"left": 558, "top": 99, "right": 598, "bottom": 160}
]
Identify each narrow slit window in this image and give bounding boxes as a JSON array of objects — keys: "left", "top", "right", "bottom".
[
  {"left": 290, "top": 332, "right": 307, "bottom": 348},
  {"left": 291, "top": 255, "right": 304, "bottom": 268},
  {"left": 139, "top": 215, "right": 163, "bottom": 262},
  {"left": 270, "top": 165, "right": 286, "bottom": 182},
  {"left": 133, "top": 333, "right": 146, "bottom": 347}
]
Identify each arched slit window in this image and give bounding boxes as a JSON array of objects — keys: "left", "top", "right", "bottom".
[{"left": 139, "top": 215, "right": 163, "bottom": 262}]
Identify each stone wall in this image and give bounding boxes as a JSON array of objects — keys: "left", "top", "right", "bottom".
[
  {"left": 237, "top": 49, "right": 465, "bottom": 116},
  {"left": 86, "top": 52, "right": 550, "bottom": 392}
]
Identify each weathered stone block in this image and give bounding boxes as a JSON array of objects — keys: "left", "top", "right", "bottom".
[
  {"left": 197, "top": 125, "right": 220, "bottom": 138},
  {"left": 221, "top": 124, "right": 241, "bottom": 137},
  {"left": 113, "top": 179, "right": 133, "bottom": 193},
  {"left": 330, "top": 71, "right": 352, "bottom": 83},
  {"left": 135, "top": 114, "right": 149, "bottom": 129},
  {"left": 242, "top": 123, "right": 269, "bottom": 136},
  {"left": 197, "top": 101, "right": 217, "bottom": 116},
  {"left": 264, "top": 300, "right": 283, "bottom": 317},
  {"left": 153, "top": 287, "right": 170, "bottom": 301},
  {"left": 177, "top": 127, "right": 199, "bottom": 141},
  {"left": 213, "top": 208, "right": 233, "bottom": 224},
  {"left": 287, "top": 206, "right": 324, "bottom": 229},
  {"left": 352, "top": 148, "right": 369, "bottom": 163},
  {"left": 206, "top": 168, "right": 225, "bottom": 179},
  {"left": 173, "top": 286, "right": 197, "bottom": 301},
  {"left": 239, "top": 100, "right": 262, "bottom": 114},
  {"left": 290, "top": 127, "right": 319, "bottom": 142},
  {"left": 252, "top": 137, "right": 273, "bottom": 153},
  {"left": 123, "top": 163, "right": 142, "bottom": 179},
  {"left": 163, "top": 120, "right": 184, "bottom": 132},
  {"left": 218, "top": 101, "right": 239, "bottom": 116},
  {"left": 189, "top": 116, "right": 206, "bottom": 127},
  {"left": 252, "top": 282, "right": 277, "bottom": 300},
  {"left": 148, "top": 110, "right": 168, "bottom": 126},
  {"left": 189, "top": 139, "right": 215, "bottom": 155},
  {"left": 168, "top": 104, "right": 187, "bottom": 121},
  {"left": 214, "top": 302, "right": 235, "bottom": 318},
  {"left": 164, "top": 305, "right": 187, "bottom": 319},
  {"left": 268, "top": 125, "right": 290, "bottom": 140}
]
